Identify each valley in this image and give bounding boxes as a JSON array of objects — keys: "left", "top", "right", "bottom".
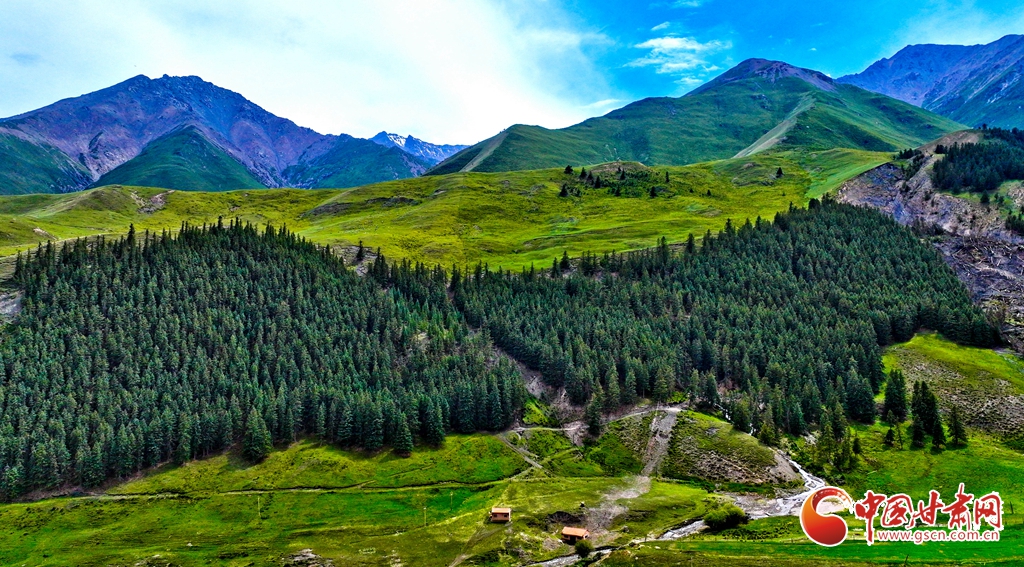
[{"left": 2, "top": 23, "right": 1024, "bottom": 567}]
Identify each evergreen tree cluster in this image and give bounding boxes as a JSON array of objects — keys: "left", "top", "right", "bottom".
[
  {"left": 453, "top": 200, "right": 995, "bottom": 440},
  {"left": 931, "top": 128, "right": 1024, "bottom": 193},
  {"left": 0, "top": 220, "right": 524, "bottom": 499}
]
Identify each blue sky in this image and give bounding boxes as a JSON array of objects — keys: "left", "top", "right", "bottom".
[{"left": 1, "top": 0, "right": 1023, "bottom": 143}]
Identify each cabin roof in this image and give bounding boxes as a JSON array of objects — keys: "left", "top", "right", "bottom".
[
  {"left": 491, "top": 507, "right": 511, "bottom": 514},
  {"left": 561, "top": 527, "right": 589, "bottom": 537}
]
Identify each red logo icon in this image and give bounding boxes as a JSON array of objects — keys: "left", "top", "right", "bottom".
[{"left": 800, "top": 486, "right": 855, "bottom": 547}]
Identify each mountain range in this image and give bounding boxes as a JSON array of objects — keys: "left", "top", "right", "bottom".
[
  {"left": 840, "top": 34, "right": 1024, "bottom": 129},
  {"left": 427, "top": 59, "right": 962, "bottom": 175},
  {"left": 0, "top": 75, "right": 465, "bottom": 194},
  {"left": 4, "top": 36, "right": 1024, "bottom": 195}
]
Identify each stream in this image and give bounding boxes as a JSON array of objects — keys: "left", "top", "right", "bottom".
[{"left": 657, "top": 454, "right": 826, "bottom": 540}]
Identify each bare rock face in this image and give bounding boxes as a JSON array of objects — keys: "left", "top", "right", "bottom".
[
  {"left": 840, "top": 34, "right": 1024, "bottom": 128},
  {"left": 837, "top": 132, "right": 1024, "bottom": 351},
  {"left": 370, "top": 132, "right": 468, "bottom": 165}
]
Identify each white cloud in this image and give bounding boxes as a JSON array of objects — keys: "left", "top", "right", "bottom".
[
  {"left": 0, "top": 0, "right": 618, "bottom": 144},
  {"left": 628, "top": 36, "right": 731, "bottom": 74},
  {"left": 651, "top": 21, "right": 671, "bottom": 31},
  {"left": 582, "top": 99, "right": 624, "bottom": 111}
]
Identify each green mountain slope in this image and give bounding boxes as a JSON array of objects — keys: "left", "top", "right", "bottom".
[
  {"left": 0, "top": 148, "right": 888, "bottom": 270},
  {"left": 0, "top": 133, "right": 91, "bottom": 195},
  {"left": 285, "top": 135, "right": 431, "bottom": 188},
  {"left": 93, "top": 126, "right": 266, "bottom": 191},
  {"left": 429, "top": 59, "right": 963, "bottom": 175}
]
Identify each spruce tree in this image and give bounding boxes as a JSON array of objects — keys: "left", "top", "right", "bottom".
[
  {"left": 931, "top": 416, "right": 946, "bottom": 450},
  {"left": 394, "top": 415, "right": 413, "bottom": 457},
  {"left": 950, "top": 406, "right": 968, "bottom": 447},
  {"left": 243, "top": 409, "right": 273, "bottom": 463},
  {"left": 911, "top": 418, "right": 926, "bottom": 449},
  {"left": 585, "top": 396, "right": 603, "bottom": 437},
  {"left": 882, "top": 370, "right": 908, "bottom": 423}
]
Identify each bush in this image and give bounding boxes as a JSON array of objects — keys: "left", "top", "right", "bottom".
[
  {"left": 575, "top": 539, "right": 594, "bottom": 557},
  {"left": 704, "top": 503, "right": 748, "bottom": 531}
]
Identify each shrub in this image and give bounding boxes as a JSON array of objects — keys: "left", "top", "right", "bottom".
[
  {"left": 704, "top": 503, "right": 748, "bottom": 531},
  {"left": 575, "top": 539, "right": 594, "bottom": 557}
]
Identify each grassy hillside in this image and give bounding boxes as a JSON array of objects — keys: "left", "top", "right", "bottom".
[
  {"left": 93, "top": 126, "right": 267, "bottom": 191},
  {"left": 0, "top": 132, "right": 91, "bottom": 194},
  {"left": 0, "top": 149, "right": 889, "bottom": 271},
  {"left": 429, "top": 68, "right": 962, "bottom": 175},
  {"left": 285, "top": 135, "right": 431, "bottom": 189},
  {"left": 0, "top": 433, "right": 713, "bottom": 566}
]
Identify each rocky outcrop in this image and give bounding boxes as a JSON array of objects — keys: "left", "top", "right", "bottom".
[{"left": 837, "top": 132, "right": 1024, "bottom": 351}]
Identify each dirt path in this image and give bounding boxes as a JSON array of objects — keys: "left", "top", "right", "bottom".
[
  {"left": 497, "top": 434, "right": 545, "bottom": 471},
  {"left": 641, "top": 407, "right": 681, "bottom": 476}
]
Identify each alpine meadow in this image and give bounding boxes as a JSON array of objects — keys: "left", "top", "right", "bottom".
[{"left": 2, "top": 4, "right": 1024, "bottom": 567}]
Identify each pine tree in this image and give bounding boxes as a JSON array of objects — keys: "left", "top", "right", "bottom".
[
  {"left": 931, "top": 414, "right": 946, "bottom": 450},
  {"left": 242, "top": 409, "right": 273, "bottom": 462},
  {"left": 949, "top": 406, "right": 968, "bottom": 447},
  {"left": 425, "top": 404, "right": 445, "bottom": 446},
  {"left": 846, "top": 368, "right": 876, "bottom": 423},
  {"left": 911, "top": 418, "right": 926, "bottom": 449},
  {"left": 394, "top": 414, "right": 413, "bottom": 457},
  {"left": 701, "top": 374, "right": 719, "bottom": 409},
  {"left": 816, "top": 422, "right": 836, "bottom": 468},
  {"left": 585, "top": 395, "right": 603, "bottom": 437},
  {"left": 882, "top": 370, "right": 908, "bottom": 423},
  {"left": 884, "top": 425, "right": 896, "bottom": 447}
]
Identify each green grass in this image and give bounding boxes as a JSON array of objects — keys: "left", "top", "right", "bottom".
[
  {"left": 883, "top": 333, "right": 1024, "bottom": 394},
  {"left": 429, "top": 73, "right": 961, "bottom": 175},
  {"left": 0, "top": 132, "right": 91, "bottom": 195},
  {"left": 0, "top": 435, "right": 714, "bottom": 566},
  {"left": 0, "top": 149, "right": 874, "bottom": 272},
  {"left": 524, "top": 422, "right": 645, "bottom": 478},
  {"left": 662, "top": 411, "right": 783, "bottom": 489},
  {"left": 109, "top": 436, "right": 526, "bottom": 495},
  {"left": 882, "top": 332, "right": 1024, "bottom": 434}
]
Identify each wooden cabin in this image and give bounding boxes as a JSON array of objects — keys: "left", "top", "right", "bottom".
[
  {"left": 490, "top": 507, "right": 512, "bottom": 523},
  {"left": 561, "top": 526, "right": 590, "bottom": 544}
]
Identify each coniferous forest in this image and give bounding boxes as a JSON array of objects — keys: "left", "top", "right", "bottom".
[
  {"left": 0, "top": 221, "right": 524, "bottom": 499},
  {"left": 0, "top": 201, "right": 995, "bottom": 499},
  {"left": 931, "top": 127, "right": 1024, "bottom": 193}
]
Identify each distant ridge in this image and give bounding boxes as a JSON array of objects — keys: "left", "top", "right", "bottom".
[
  {"left": 0, "top": 75, "right": 456, "bottom": 194},
  {"left": 428, "top": 58, "right": 963, "bottom": 175},
  {"left": 370, "top": 132, "right": 467, "bottom": 165},
  {"left": 840, "top": 34, "right": 1024, "bottom": 128}
]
